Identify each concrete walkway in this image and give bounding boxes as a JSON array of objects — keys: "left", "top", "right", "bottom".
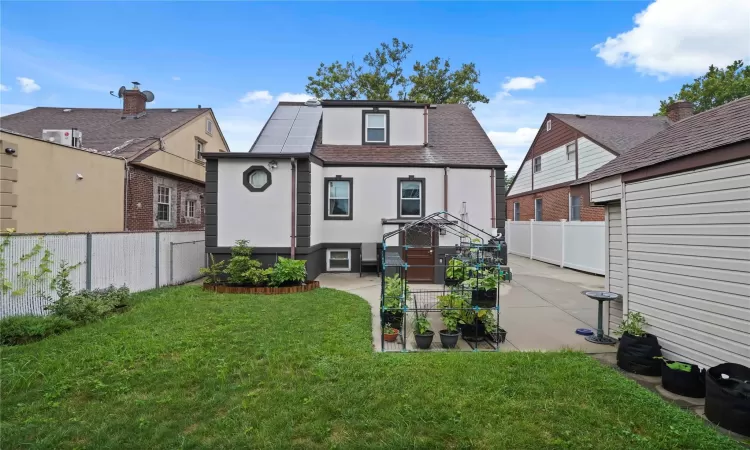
[{"left": 317, "top": 255, "right": 618, "bottom": 353}]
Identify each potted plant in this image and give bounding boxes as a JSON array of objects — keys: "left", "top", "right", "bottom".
[
  {"left": 437, "top": 293, "right": 462, "bottom": 348},
  {"left": 413, "top": 314, "right": 434, "bottom": 349},
  {"left": 444, "top": 258, "right": 469, "bottom": 286},
  {"left": 383, "top": 274, "right": 409, "bottom": 330},
  {"left": 656, "top": 357, "right": 705, "bottom": 398},
  {"left": 460, "top": 270, "right": 500, "bottom": 308},
  {"left": 383, "top": 323, "right": 399, "bottom": 343},
  {"left": 613, "top": 312, "right": 662, "bottom": 375}
]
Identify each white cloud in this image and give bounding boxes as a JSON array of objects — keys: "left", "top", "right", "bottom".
[
  {"left": 501, "top": 76, "right": 546, "bottom": 94},
  {"left": 0, "top": 84, "right": 9, "bottom": 92},
  {"left": 16, "top": 77, "right": 40, "bottom": 93},
  {"left": 239, "top": 90, "right": 273, "bottom": 103},
  {"left": 276, "top": 92, "right": 311, "bottom": 102},
  {"left": 172, "top": 76, "right": 181, "bottom": 81},
  {"left": 593, "top": 0, "right": 750, "bottom": 78}
]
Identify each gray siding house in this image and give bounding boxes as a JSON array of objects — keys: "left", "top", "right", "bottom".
[{"left": 572, "top": 96, "right": 750, "bottom": 368}]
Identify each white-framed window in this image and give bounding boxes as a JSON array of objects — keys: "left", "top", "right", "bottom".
[
  {"left": 570, "top": 195, "right": 581, "bottom": 221},
  {"left": 326, "top": 179, "right": 352, "bottom": 218},
  {"left": 513, "top": 202, "right": 520, "bottom": 221},
  {"left": 206, "top": 118, "right": 213, "bottom": 136},
  {"left": 399, "top": 180, "right": 422, "bottom": 217},
  {"left": 546, "top": 119, "right": 552, "bottom": 131},
  {"left": 326, "top": 249, "right": 351, "bottom": 271},
  {"left": 157, "top": 185, "right": 171, "bottom": 221},
  {"left": 534, "top": 198, "right": 543, "bottom": 221},
  {"left": 566, "top": 143, "right": 576, "bottom": 161},
  {"left": 195, "top": 140, "right": 204, "bottom": 161},
  {"left": 185, "top": 199, "right": 196, "bottom": 218},
  {"left": 365, "top": 113, "right": 387, "bottom": 143},
  {"left": 533, "top": 156, "right": 542, "bottom": 173}
]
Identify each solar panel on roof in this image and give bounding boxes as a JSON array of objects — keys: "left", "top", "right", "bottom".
[{"left": 250, "top": 105, "right": 322, "bottom": 153}]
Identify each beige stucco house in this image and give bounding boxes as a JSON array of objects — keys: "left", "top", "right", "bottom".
[{"left": 0, "top": 85, "right": 230, "bottom": 232}]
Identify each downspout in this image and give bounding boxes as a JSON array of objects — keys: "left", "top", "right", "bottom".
[
  {"left": 443, "top": 167, "right": 448, "bottom": 213},
  {"left": 290, "top": 158, "right": 296, "bottom": 259},
  {"left": 423, "top": 105, "right": 428, "bottom": 146},
  {"left": 490, "top": 169, "right": 496, "bottom": 228}
]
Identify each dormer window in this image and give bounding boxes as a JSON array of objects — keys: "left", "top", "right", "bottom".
[{"left": 363, "top": 111, "right": 389, "bottom": 144}]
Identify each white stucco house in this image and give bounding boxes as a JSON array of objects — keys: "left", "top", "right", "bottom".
[
  {"left": 571, "top": 96, "right": 750, "bottom": 368},
  {"left": 202, "top": 99, "right": 507, "bottom": 281}
]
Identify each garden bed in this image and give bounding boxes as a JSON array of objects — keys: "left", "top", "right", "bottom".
[{"left": 203, "top": 280, "right": 320, "bottom": 294}]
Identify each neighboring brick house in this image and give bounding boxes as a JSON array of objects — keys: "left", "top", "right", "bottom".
[
  {"left": 505, "top": 105, "right": 691, "bottom": 222},
  {"left": 0, "top": 84, "right": 230, "bottom": 232}
]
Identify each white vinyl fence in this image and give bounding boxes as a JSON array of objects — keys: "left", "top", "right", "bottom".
[
  {"left": 1, "top": 231, "right": 205, "bottom": 318},
  {"left": 506, "top": 220, "right": 605, "bottom": 275}
]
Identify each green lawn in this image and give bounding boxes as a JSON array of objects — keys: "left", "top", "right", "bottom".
[{"left": 0, "top": 287, "right": 739, "bottom": 449}]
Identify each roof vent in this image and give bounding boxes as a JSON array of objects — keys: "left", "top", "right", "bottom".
[
  {"left": 63, "top": 108, "right": 72, "bottom": 112},
  {"left": 305, "top": 99, "right": 321, "bottom": 107},
  {"left": 171, "top": 109, "right": 179, "bottom": 113},
  {"left": 576, "top": 114, "right": 587, "bottom": 118}
]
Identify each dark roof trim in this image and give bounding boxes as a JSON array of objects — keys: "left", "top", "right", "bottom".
[
  {"left": 201, "top": 151, "right": 324, "bottom": 166},
  {"left": 321, "top": 100, "right": 432, "bottom": 109},
  {"left": 621, "top": 140, "right": 750, "bottom": 183},
  {"left": 321, "top": 161, "right": 506, "bottom": 169},
  {"left": 506, "top": 180, "right": 574, "bottom": 200}
]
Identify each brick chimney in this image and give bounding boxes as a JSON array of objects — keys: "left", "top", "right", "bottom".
[
  {"left": 122, "top": 87, "right": 147, "bottom": 117},
  {"left": 666, "top": 100, "right": 694, "bottom": 122}
]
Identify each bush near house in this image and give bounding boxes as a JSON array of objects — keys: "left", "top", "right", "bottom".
[
  {"left": 0, "top": 315, "right": 75, "bottom": 345},
  {"left": 202, "top": 240, "right": 308, "bottom": 288}
]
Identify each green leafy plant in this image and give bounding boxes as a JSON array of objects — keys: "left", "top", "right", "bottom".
[
  {"left": 654, "top": 357, "right": 692, "bottom": 373},
  {"left": 199, "top": 254, "right": 227, "bottom": 285},
  {"left": 384, "top": 274, "right": 410, "bottom": 310},
  {"left": 460, "top": 270, "right": 500, "bottom": 291},
  {"left": 225, "top": 241, "right": 261, "bottom": 285},
  {"left": 268, "top": 257, "right": 307, "bottom": 287},
  {"left": 46, "top": 285, "right": 130, "bottom": 324},
  {"left": 437, "top": 292, "right": 465, "bottom": 332},
  {"left": 413, "top": 314, "right": 432, "bottom": 335},
  {"left": 383, "top": 323, "right": 398, "bottom": 335},
  {"left": 445, "top": 258, "right": 471, "bottom": 282},
  {"left": 50, "top": 260, "right": 82, "bottom": 300},
  {"left": 0, "top": 315, "right": 76, "bottom": 346},
  {"left": 613, "top": 311, "right": 648, "bottom": 337}
]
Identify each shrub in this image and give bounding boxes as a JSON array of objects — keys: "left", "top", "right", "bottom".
[
  {"left": 268, "top": 257, "right": 307, "bottom": 287},
  {"left": 0, "top": 315, "right": 75, "bottom": 346},
  {"left": 225, "top": 241, "right": 264, "bottom": 285},
  {"left": 200, "top": 255, "right": 227, "bottom": 285},
  {"left": 46, "top": 285, "right": 130, "bottom": 324}
]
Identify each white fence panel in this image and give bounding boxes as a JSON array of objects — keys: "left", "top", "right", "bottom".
[
  {"left": 505, "top": 220, "right": 605, "bottom": 275},
  {"left": 564, "top": 222, "right": 605, "bottom": 275},
  {"left": 506, "top": 221, "right": 530, "bottom": 257},
  {"left": 91, "top": 233, "right": 157, "bottom": 292},
  {"left": 159, "top": 231, "right": 205, "bottom": 286},
  {"left": 531, "top": 222, "right": 563, "bottom": 265}
]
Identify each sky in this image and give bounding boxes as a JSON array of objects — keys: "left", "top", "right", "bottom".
[{"left": 1, "top": 0, "right": 748, "bottom": 173}]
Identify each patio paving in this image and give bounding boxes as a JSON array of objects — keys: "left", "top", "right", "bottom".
[{"left": 317, "top": 254, "right": 618, "bottom": 353}]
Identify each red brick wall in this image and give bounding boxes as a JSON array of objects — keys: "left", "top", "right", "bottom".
[
  {"left": 506, "top": 185, "right": 604, "bottom": 222},
  {"left": 125, "top": 166, "right": 205, "bottom": 231}
]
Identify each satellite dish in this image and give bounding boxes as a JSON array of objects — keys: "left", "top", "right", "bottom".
[{"left": 143, "top": 91, "right": 155, "bottom": 102}]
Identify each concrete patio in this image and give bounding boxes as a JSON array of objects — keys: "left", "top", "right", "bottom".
[{"left": 317, "top": 254, "right": 618, "bottom": 353}]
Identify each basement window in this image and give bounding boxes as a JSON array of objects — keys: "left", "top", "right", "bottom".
[{"left": 327, "top": 249, "right": 351, "bottom": 272}]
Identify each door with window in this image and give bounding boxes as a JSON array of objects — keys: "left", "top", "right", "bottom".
[{"left": 402, "top": 226, "right": 435, "bottom": 283}]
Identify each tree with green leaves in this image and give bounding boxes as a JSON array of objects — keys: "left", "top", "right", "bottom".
[
  {"left": 305, "top": 38, "right": 489, "bottom": 108},
  {"left": 657, "top": 60, "right": 750, "bottom": 115}
]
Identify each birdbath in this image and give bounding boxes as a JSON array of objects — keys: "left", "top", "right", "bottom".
[{"left": 581, "top": 291, "right": 620, "bottom": 345}]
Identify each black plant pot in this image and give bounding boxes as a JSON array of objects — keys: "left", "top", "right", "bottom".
[
  {"left": 488, "top": 328, "right": 507, "bottom": 343},
  {"left": 414, "top": 331, "right": 435, "bottom": 349},
  {"left": 705, "top": 363, "right": 750, "bottom": 436},
  {"left": 383, "top": 311, "right": 404, "bottom": 330},
  {"left": 444, "top": 278, "right": 461, "bottom": 287},
  {"left": 616, "top": 332, "right": 662, "bottom": 375},
  {"left": 439, "top": 330, "right": 459, "bottom": 349},
  {"left": 471, "top": 289, "right": 497, "bottom": 308},
  {"left": 459, "top": 321, "right": 486, "bottom": 342},
  {"left": 661, "top": 360, "right": 705, "bottom": 398}
]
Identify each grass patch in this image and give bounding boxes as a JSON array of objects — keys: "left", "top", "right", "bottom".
[{"left": 1, "top": 286, "right": 739, "bottom": 449}]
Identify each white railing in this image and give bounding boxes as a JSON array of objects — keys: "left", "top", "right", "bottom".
[
  {"left": 1, "top": 231, "right": 205, "bottom": 318},
  {"left": 505, "top": 220, "right": 605, "bottom": 275}
]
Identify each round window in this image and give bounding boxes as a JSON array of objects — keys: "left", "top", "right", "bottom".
[{"left": 249, "top": 170, "right": 268, "bottom": 189}]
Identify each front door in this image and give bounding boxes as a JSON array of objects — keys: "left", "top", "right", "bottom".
[{"left": 403, "top": 226, "right": 435, "bottom": 283}]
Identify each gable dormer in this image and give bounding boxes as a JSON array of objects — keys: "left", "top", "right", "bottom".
[{"left": 320, "top": 100, "right": 429, "bottom": 146}]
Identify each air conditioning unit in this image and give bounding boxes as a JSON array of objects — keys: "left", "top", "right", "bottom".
[{"left": 43, "top": 129, "right": 83, "bottom": 148}]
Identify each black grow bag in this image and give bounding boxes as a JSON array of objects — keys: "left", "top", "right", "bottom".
[
  {"left": 661, "top": 359, "right": 705, "bottom": 398},
  {"left": 459, "top": 321, "right": 486, "bottom": 342},
  {"left": 382, "top": 311, "right": 404, "bottom": 330},
  {"left": 705, "top": 363, "right": 750, "bottom": 436},
  {"left": 470, "top": 289, "right": 497, "bottom": 308},
  {"left": 616, "top": 332, "right": 662, "bottom": 375}
]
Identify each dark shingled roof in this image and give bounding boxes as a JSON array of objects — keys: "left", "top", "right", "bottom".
[
  {"left": 551, "top": 113, "right": 672, "bottom": 154},
  {"left": 573, "top": 95, "right": 750, "bottom": 185},
  {"left": 0, "top": 107, "right": 209, "bottom": 160},
  {"left": 313, "top": 104, "right": 505, "bottom": 167}
]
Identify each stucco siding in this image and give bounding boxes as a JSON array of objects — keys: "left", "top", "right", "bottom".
[
  {"left": 321, "top": 107, "right": 423, "bottom": 146},
  {"left": 533, "top": 143, "right": 576, "bottom": 190},
  {"left": 590, "top": 175, "right": 622, "bottom": 203},
  {"left": 578, "top": 137, "right": 615, "bottom": 178},
  {"left": 606, "top": 203, "right": 624, "bottom": 332},
  {"left": 217, "top": 159, "right": 292, "bottom": 247},
  {"left": 624, "top": 159, "right": 750, "bottom": 368},
  {"left": 507, "top": 160, "right": 532, "bottom": 196}
]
